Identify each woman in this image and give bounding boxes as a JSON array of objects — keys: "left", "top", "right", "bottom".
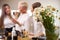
[
  {"left": 15, "top": 1, "right": 30, "bottom": 38},
  {"left": 1, "top": 4, "right": 21, "bottom": 40},
  {"left": 28, "top": 2, "right": 46, "bottom": 40}
]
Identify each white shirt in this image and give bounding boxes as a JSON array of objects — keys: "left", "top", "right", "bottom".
[
  {"left": 4, "top": 16, "right": 15, "bottom": 28},
  {"left": 27, "top": 10, "right": 32, "bottom": 16},
  {"left": 29, "top": 16, "right": 45, "bottom": 35},
  {"left": 33, "top": 20, "right": 45, "bottom": 35},
  {"left": 15, "top": 13, "right": 30, "bottom": 32},
  {"left": 27, "top": 10, "right": 46, "bottom": 36}
]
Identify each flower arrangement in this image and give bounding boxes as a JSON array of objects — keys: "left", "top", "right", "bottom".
[{"left": 33, "top": 5, "right": 59, "bottom": 40}]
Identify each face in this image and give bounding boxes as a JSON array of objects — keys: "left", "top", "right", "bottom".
[
  {"left": 18, "top": 5, "right": 27, "bottom": 13},
  {"left": 5, "top": 6, "right": 11, "bottom": 15}
]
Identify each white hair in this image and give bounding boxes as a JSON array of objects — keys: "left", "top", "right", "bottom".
[{"left": 18, "top": 1, "right": 28, "bottom": 8}]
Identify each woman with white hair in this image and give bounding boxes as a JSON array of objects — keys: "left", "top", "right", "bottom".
[{"left": 14, "top": 1, "right": 30, "bottom": 39}]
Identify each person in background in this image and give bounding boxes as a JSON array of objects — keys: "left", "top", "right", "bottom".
[
  {"left": 1, "top": 4, "right": 22, "bottom": 40},
  {"left": 27, "top": 2, "right": 46, "bottom": 40}
]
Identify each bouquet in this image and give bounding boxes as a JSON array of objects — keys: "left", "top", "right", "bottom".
[{"left": 33, "top": 5, "right": 59, "bottom": 40}]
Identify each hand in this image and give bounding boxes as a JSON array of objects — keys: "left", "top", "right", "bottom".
[
  {"left": 35, "top": 33, "right": 44, "bottom": 37},
  {"left": 12, "top": 19, "right": 17, "bottom": 23},
  {"left": 29, "top": 33, "right": 34, "bottom": 36},
  {"left": 12, "top": 19, "right": 22, "bottom": 26},
  {"left": 9, "top": 16, "right": 22, "bottom": 27}
]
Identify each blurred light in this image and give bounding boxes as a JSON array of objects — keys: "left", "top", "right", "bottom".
[{"left": 0, "top": 9, "right": 2, "bottom": 17}]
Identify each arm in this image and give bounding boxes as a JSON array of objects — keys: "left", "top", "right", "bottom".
[
  {"left": 10, "top": 17, "right": 22, "bottom": 26},
  {"left": 13, "top": 19, "right": 22, "bottom": 26},
  {"left": 36, "top": 32, "right": 45, "bottom": 37}
]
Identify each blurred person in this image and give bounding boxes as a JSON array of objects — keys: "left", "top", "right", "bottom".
[
  {"left": 1, "top": 4, "right": 22, "bottom": 40},
  {"left": 27, "top": 2, "right": 46, "bottom": 40},
  {"left": 13, "top": 1, "right": 31, "bottom": 40},
  {"left": 27, "top": 2, "right": 41, "bottom": 16}
]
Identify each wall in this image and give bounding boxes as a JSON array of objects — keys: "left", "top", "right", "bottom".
[{"left": 0, "top": 0, "right": 60, "bottom": 10}]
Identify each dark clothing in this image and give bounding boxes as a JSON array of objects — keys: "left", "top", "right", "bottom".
[
  {"left": 32, "top": 36, "right": 46, "bottom": 40},
  {"left": 13, "top": 36, "right": 17, "bottom": 40},
  {"left": 7, "top": 36, "right": 12, "bottom": 40},
  {"left": 5, "top": 27, "right": 13, "bottom": 36},
  {"left": 5, "top": 27, "right": 13, "bottom": 40}
]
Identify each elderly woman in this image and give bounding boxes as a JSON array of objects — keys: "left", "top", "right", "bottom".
[{"left": 14, "top": 1, "right": 30, "bottom": 40}]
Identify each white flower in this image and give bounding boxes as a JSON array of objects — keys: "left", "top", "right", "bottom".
[
  {"left": 47, "top": 12, "right": 51, "bottom": 15},
  {"left": 33, "top": 5, "right": 57, "bottom": 23},
  {"left": 40, "top": 7, "right": 45, "bottom": 12}
]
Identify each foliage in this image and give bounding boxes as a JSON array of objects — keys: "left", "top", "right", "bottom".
[{"left": 33, "top": 5, "right": 58, "bottom": 40}]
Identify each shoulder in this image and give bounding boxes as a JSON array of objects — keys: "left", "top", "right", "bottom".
[{"left": 27, "top": 10, "right": 32, "bottom": 17}]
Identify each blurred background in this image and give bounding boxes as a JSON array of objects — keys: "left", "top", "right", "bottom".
[{"left": 0, "top": 0, "right": 60, "bottom": 10}]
